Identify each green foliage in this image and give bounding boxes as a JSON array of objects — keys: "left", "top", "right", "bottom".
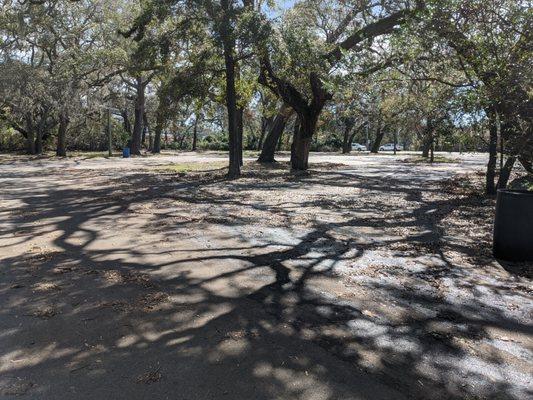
[
  {"left": 509, "top": 175, "right": 533, "bottom": 191},
  {"left": 0, "top": 126, "right": 25, "bottom": 152}
]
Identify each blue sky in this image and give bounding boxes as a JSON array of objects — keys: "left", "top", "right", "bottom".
[{"left": 264, "top": 0, "right": 296, "bottom": 18}]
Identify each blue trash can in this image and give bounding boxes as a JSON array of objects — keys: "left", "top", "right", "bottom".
[{"left": 122, "top": 147, "right": 130, "bottom": 158}]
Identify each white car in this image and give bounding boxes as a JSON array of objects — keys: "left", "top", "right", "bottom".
[
  {"left": 351, "top": 143, "right": 367, "bottom": 151},
  {"left": 379, "top": 143, "right": 402, "bottom": 151}
]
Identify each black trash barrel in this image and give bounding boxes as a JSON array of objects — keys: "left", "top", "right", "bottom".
[{"left": 493, "top": 189, "right": 533, "bottom": 261}]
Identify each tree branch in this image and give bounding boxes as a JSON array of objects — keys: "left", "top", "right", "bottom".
[{"left": 326, "top": 9, "right": 414, "bottom": 64}]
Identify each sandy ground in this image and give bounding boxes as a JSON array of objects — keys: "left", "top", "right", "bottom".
[{"left": 0, "top": 151, "right": 531, "bottom": 400}]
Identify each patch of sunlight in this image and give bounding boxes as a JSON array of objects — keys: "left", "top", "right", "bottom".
[{"left": 1, "top": 345, "right": 76, "bottom": 372}]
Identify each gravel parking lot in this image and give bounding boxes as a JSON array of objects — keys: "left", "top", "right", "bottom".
[{"left": 0, "top": 151, "right": 531, "bottom": 400}]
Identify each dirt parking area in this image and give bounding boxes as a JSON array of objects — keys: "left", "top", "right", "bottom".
[{"left": 0, "top": 151, "right": 531, "bottom": 399}]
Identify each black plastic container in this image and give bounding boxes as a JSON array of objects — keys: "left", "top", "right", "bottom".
[{"left": 493, "top": 189, "right": 533, "bottom": 261}]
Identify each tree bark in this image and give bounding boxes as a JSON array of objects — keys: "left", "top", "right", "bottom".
[
  {"left": 141, "top": 111, "right": 148, "bottom": 148},
  {"left": 35, "top": 116, "right": 45, "bottom": 155},
  {"left": 192, "top": 115, "right": 198, "bottom": 151},
  {"left": 290, "top": 117, "right": 300, "bottom": 164},
  {"left": 291, "top": 120, "right": 311, "bottom": 170},
  {"left": 422, "top": 139, "right": 431, "bottom": 158},
  {"left": 35, "top": 132, "right": 43, "bottom": 154},
  {"left": 153, "top": 123, "right": 162, "bottom": 153},
  {"left": 258, "top": 115, "right": 273, "bottom": 150},
  {"left": 421, "top": 130, "right": 433, "bottom": 158},
  {"left": 56, "top": 111, "right": 69, "bottom": 157},
  {"left": 342, "top": 126, "right": 352, "bottom": 154},
  {"left": 370, "top": 122, "right": 384, "bottom": 153},
  {"left": 24, "top": 116, "right": 36, "bottom": 154},
  {"left": 221, "top": 2, "right": 240, "bottom": 178},
  {"left": 131, "top": 77, "right": 145, "bottom": 155},
  {"left": 152, "top": 103, "right": 166, "bottom": 154},
  {"left": 341, "top": 121, "right": 357, "bottom": 154},
  {"left": 258, "top": 104, "right": 292, "bottom": 163},
  {"left": 497, "top": 156, "right": 516, "bottom": 189},
  {"left": 277, "top": 123, "right": 285, "bottom": 151},
  {"left": 26, "top": 131, "right": 36, "bottom": 155},
  {"left": 291, "top": 111, "right": 319, "bottom": 170},
  {"left": 485, "top": 108, "right": 498, "bottom": 195},
  {"left": 121, "top": 109, "right": 132, "bottom": 136}
]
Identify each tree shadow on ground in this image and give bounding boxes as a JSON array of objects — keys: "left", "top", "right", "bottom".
[{"left": 0, "top": 164, "right": 531, "bottom": 399}]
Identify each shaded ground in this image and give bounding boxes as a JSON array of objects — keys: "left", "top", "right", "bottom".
[{"left": 0, "top": 152, "right": 531, "bottom": 400}]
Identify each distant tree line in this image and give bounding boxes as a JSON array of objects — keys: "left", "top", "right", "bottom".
[{"left": 0, "top": 0, "right": 531, "bottom": 190}]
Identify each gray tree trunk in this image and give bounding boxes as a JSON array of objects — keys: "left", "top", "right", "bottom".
[
  {"left": 485, "top": 108, "right": 498, "bottom": 195},
  {"left": 56, "top": 111, "right": 69, "bottom": 157},
  {"left": 131, "top": 77, "right": 145, "bottom": 155},
  {"left": 258, "top": 104, "right": 292, "bottom": 163}
]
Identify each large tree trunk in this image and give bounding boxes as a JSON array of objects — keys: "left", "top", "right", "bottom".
[
  {"left": 497, "top": 156, "right": 516, "bottom": 189},
  {"left": 342, "top": 127, "right": 352, "bottom": 154},
  {"left": 421, "top": 130, "right": 433, "bottom": 158},
  {"left": 152, "top": 98, "right": 168, "bottom": 154},
  {"left": 35, "top": 116, "right": 45, "bottom": 155},
  {"left": 276, "top": 128, "right": 284, "bottom": 151},
  {"left": 153, "top": 123, "right": 162, "bottom": 153},
  {"left": 258, "top": 104, "right": 292, "bottom": 163},
  {"left": 121, "top": 110, "right": 132, "bottom": 136},
  {"left": 24, "top": 116, "right": 36, "bottom": 155},
  {"left": 290, "top": 117, "right": 300, "bottom": 164},
  {"left": 291, "top": 127, "right": 311, "bottom": 170},
  {"left": 35, "top": 133, "right": 43, "bottom": 154},
  {"left": 141, "top": 111, "right": 148, "bottom": 148},
  {"left": 56, "top": 111, "right": 69, "bottom": 157},
  {"left": 370, "top": 122, "right": 384, "bottom": 153},
  {"left": 290, "top": 112, "right": 318, "bottom": 170},
  {"left": 131, "top": 77, "right": 145, "bottom": 155},
  {"left": 221, "top": 9, "right": 240, "bottom": 179},
  {"left": 342, "top": 124, "right": 358, "bottom": 154},
  {"left": 422, "top": 139, "right": 431, "bottom": 158},
  {"left": 26, "top": 132, "right": 36, "bottom": 155},
  {"left": 485, "top": 108, "right": 498, "bottom": 195},
  {"left": 258, "top": 115, "right": 273, "bottom": 151}
]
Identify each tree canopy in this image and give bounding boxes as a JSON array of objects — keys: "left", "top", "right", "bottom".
[{"left": 0, "top": 0, "right": 531, "bottom": 189}]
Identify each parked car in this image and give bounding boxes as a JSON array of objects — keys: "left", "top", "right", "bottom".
[
  {"left": 351, "top": 143, "right": 367, "bottom": 151},
  {"left": 379, "top": 143, "right": 402, "bottom": 151}
]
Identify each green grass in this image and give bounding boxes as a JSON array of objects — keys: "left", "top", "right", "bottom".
[
  {"left": 152, "top": 161, "right": 227, "bottom": 173},
  {"left": 68, "top": 151, "right": 122, "bottom": 159},
  {"left": 403, "top": 155, "right": 457, "bottom": 164}
]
